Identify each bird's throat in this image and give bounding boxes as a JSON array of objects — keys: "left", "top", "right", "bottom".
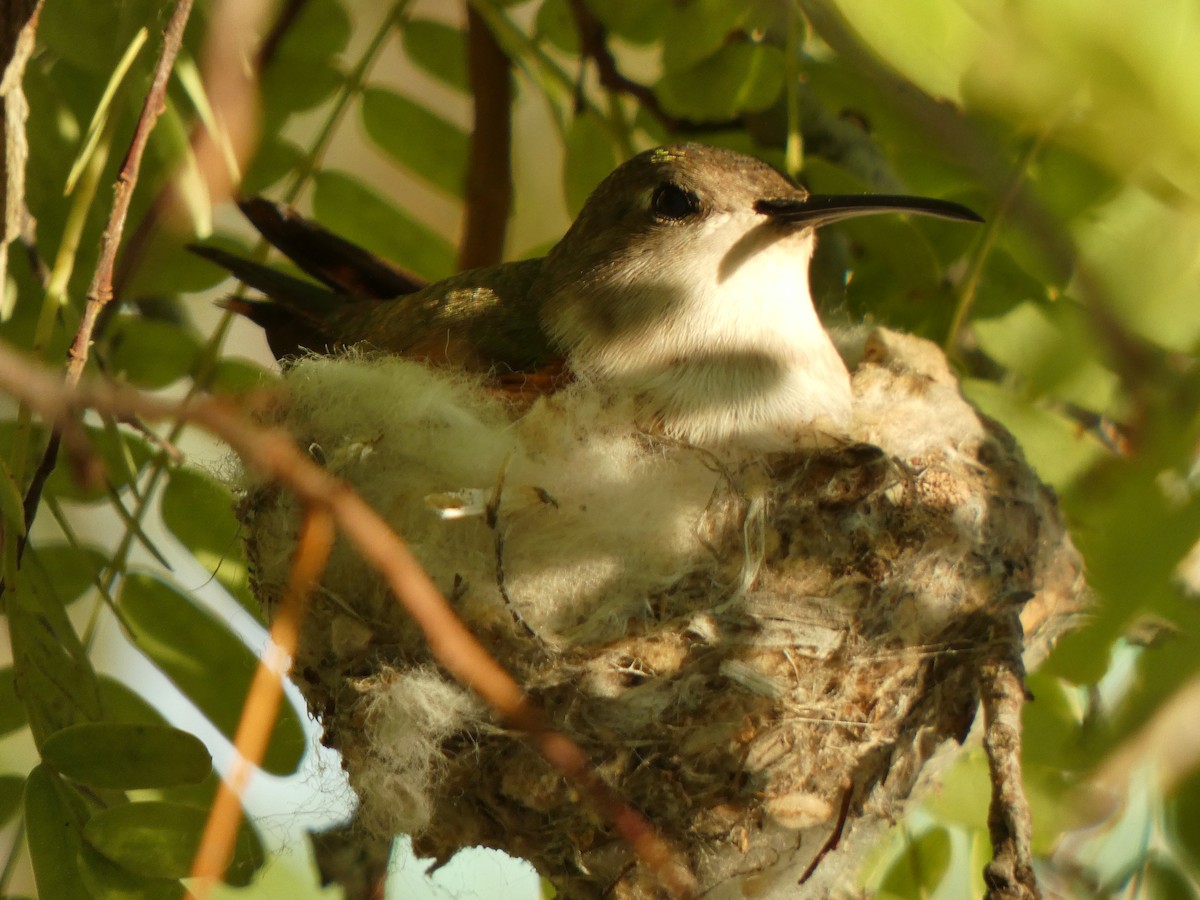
[{"left": 544, "top": 234, "right": 853, "bottom": 448}]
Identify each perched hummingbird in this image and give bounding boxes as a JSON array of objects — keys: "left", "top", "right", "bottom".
[{"left": 195, "top": 143, "right": 980, "bottom": 447}]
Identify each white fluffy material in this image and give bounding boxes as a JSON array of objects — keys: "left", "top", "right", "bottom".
[
  {"left": 841, "top": 327, "right": 985, "bottom": 457},
  {"left": 349, "top": 667, "right": 480, "bottom": 834},
  {"left": 256, "top": 330, "right": 986, "bottom": 649},
  {"left": 262, "top": 354, "right": 729, "bottom": 646}
]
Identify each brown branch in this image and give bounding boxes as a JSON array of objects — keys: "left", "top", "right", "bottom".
[
  {"left": 191, "top": 505, "right": 334, "bottom": 895},
  {"left": 66, "top": 0, "right": 194, "bottom": 386},
  {"left": 19, "top": 0, "right": 195, "bottom": 556},
  {"left": 0, "top": 341, "right": 698, "bottom": 900},
  {"left": 114, "top": 0, "right": 272, "bottom": 304},
  {"left": 0, "top": 0, "right": 42, "bottom": 298},
  {"left": 566, "top": 0, "right": 738, "bottom": 134},
  {"left": 979, "top": 612, "right": 1040, "bottom": 900},
  {"left": 255, "top": 0, "right": 311, "bottom": 71},
  {"left": 457, "top": 4, "right": 513, "bottom": 271}
]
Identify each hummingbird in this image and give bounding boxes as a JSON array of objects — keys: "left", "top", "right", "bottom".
[{"left": 194, "top": 143, "right": 981, "bottom": 448}]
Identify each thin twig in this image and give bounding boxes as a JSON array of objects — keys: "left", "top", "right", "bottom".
[
  {"left": 567, "top": 0, "right": 738, "bottom": 135},
  {"left": 190, "top": 505, "right": 334, "bottom": 896},
  {"left": 979, "top": 612, "right": 1040, "bottom": 900},
  {"left": 19, "top": 0, "right": 195, "bottom": 554},
  {"left": 66, "top": 0, "right": 193, "bottom": 386},
  {"left": 282, "top": 1, "right": 410, "bottom": 203},
  {"left": 458, "top": 4, "right": 513, "bottom": 270},
  {"left": 112, "top": 0, "right": 309, "bottom": 305},
  {"left": 0, "top": 342, "right": 698, "bottom": 900},
  {"left": 798, "top": 787, "right": 853, "bottom": 884},
  {"left": 944, "top": 131, "right": 1051, "bottom": 358},
  {"left": 255, "top": 0, "right": 311, "bottom": 70}
]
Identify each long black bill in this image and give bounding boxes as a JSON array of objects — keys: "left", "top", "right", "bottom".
[{"left": 755, "top": 194, "right": 983, "bottom": 226}]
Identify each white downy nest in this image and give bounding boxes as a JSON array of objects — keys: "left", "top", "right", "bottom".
[{"left": 236, "top": 328, "right": 1086, "bottom": 898}]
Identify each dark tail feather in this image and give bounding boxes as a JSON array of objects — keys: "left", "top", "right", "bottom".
[
  {"left": 188, "top": 244, "right": 340, "bottom": 315},
  {"left": 237, "top": 197, "right": 426, "bottom": 298},
  {"left": 190, "top": 198, "right": 427, "bottom": 360},
  {"left": 216, "top": 297, "right": 336, "bottom": 360},
  {"left": 190, "top": 244, "right": 345, "bottom": 360}
]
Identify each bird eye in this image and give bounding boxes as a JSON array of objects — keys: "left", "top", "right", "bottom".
[{"left": 650, "top": 183, "right": 700, "bottom": 221}]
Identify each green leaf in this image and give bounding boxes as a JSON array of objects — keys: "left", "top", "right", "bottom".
[
  {"left": 1048, "top": 444, "right": 1200, "bottom": 685},
  {"left": 661, "top": 0, "right": 752, "bottom": 73},
  {"left": 563, "top": 111, "right": 617, "bottom": 217},
  {"left": 93, "top": 678, "right": 267, "bottom": 858},
  {"left": 802, "top": 152, "right": 954, "bottom": 328},
  {"left": 42, "top": 723, "right": 211, "bottom": 790},
  {"left": 961, "top": 378, "right": 1107, "bottom": 489},
  {"left": 972, "top": 301, "right": 1119, "bottom": 410},
  {"left": 0, "top": 666, "right": 27, "bottom": 735},
  {"left": 535, "top": 0, "right": 580, "bottom": 54},
  {"left": 360, "top": 88, "right": 468, "bottom": 197},
  {"left": 0, "top": 421, "right": 149, "bottom": 505},
  {"left": 0, "top": 774, "right": 24, "bottom": 824},
  {"left": 1023, "top": 763, "right": 1078, "bottom": 856},
  {"left": 79, "top": 843, "right": 184, "bottom": 900},
  {"left": 43, "top": 423, "right": 156, "bottom": 504},
  {"left": 160, "top": 466, "right": 260, "bottom": 620},
  {"left": 922, "top": 748, "right": 989, "bottom": 830},
  {"left": 969, "top": 245, "right": 1051, "bottom": 322},
  {"left": 105, "top": 316, "right": 202, "bottom": 390},
  {"left": 312, "top": 170, "right": 455, "bottom": 282},
  {"left": 272, "top": 0, "right": 351, "bottom": 60},
  {"left": 25, "top": 764, "right": 90, "bottom": 900},
  {"left": 27, "top": 542, "right": 109, "bottom": 606},
  {"left": 402, "top": 19, "right": 468, "bottom": 90},
  {"left": 209, "top": 357, "right": 275, "bottom": 395},
  {"left": 97, "top": 675, "right": 167, "bottom": 726},
  {"left": 1138, "top": 859, "right": 1198, "bottom": 900},
  {"left": 258, "top": 0, "right": 348, "bottom": 127},
  {"left": 656, "top": 42, "right": 785, "bottom": 121},
  {"left": 123, "top": 226, "right": 244, "bottom": 297},
  {"left": 8, "top": 570, "right": 103, "bottom": 746},
  {"left": 1020, "top": 672, "right": 1086, "bottom": 769},
  {"left": 38, "top": 0, "right": 158, "bottom": 75},
  {"left": 242, "top": 138, "right": 304, "bottom": 195},
  {"left": 260, "top": 58, "right": 342, "bottom": 127},
  {"left": 879, "top": 825, "right": 952, "bottom": 896},
  {"left": 582, "top": 0, "right": 668, "bottom": 44},
  {"left": 117, "top": 572, "right": 306, "bottom": 776},
  {"left": 84, "top": 801, "right": 264, "bottom": 885},
  {"left": 1043, "top": 625, "right": 1117, "bottom": 687},
  {"left": 0, "top": 458, "right": 26, "bottom": 535},
  {"left": 1074, "top": 187, "right": 1200, "bottom": 352}
]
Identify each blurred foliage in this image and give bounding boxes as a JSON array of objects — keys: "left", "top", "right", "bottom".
[{"left": 2, "top": 0, "right": 1199, "bottom": 897}]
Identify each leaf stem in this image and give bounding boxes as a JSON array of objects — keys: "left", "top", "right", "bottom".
[
  {"left": 944, "top": 132, "right": 1047, "bottom": 358},
  {"left": 282, "top": 0, "right": 412, "bottom": 204}
]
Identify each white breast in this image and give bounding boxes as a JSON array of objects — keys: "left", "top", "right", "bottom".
[{"left": 550, "top": 212, "right": 853, "bottom": 449}]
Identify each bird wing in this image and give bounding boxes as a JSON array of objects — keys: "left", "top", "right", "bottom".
[
  {"left": 191, "top": 202, "right": 560, "bottom": 381},
  {"left": 237, "top": 198, "right": 427, "bottom": 298}
]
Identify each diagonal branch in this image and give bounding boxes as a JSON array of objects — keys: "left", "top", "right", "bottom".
[
  {"left": 0, "top": 340, "right": 699, "bottom": 900},
  {"left": 66, "top": 0, "right": 193, "bottom": 386},
  {"left": 566, "top": 0, "right": 738, "bottom": 134},
  {"left": 191, "top": 504, "right": 335, "bottom": 897},
  {"left": 19, "top": 0, "right": 194, "bottom": 553}
]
